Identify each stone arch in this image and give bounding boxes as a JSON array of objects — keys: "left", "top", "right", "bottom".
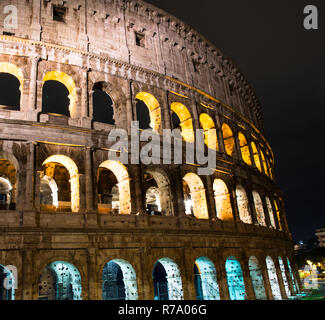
[
  {"left": 222, "top": 123, "right": 235, "bottom": 156},
  {"left": 236, "top": 185, "right": 252, "bottom": 224},
  {"left": 251, "top": 142, "right": 262, "bottom": 172},
  {"left": 145, "top": 169, "right": 173, "bottom": 216},
  {"left": 136, "top": 92, "right": 161, "bottom": 132},
  {"left": 40, "top": 174, "right": 59, "bottom": 209},
  {"left": 0, "top": 62, "right": 24, "bottom": 90},
  {"left": 98, "top": 160, "right": 131, "bottom": 215},
  {"left": 194, "top": 257, "right": 220, "bottom": 300},
  {"left": 199, "top": 113, "right": 218, "bottom": 150},
  {"left": 170, "top": 102, "right": 195, "bottom": 143},
  {"left": 238, "top": 132, "right": 252, "bottom": 166},
  {"left": 265, "top": 196, "right": 276, "bottom": 228},
  {"left": 42, "top": 155, "right": 80, "bottom": 212},
  {"left": 38, "top": 261, "right": 82, "bottom": 300},
  {"left": 266, "top": 256, "right": 282, "bottom": 300},
  {"left": 225, "top": 256, "right": 246, "bottom": 300},
  {"left": 0, "top": 264, "right": 15, "bottom": 300},
  {"left": 278, "top": 256, "right": 291, "bottom": 298},
  {"left": 102, "top": 259, "right": 138, "bottom": 300},
  {"left": 213, "top": 179, "right": 233, "bottom": 221},
  {"left": 252, "top": 190, "right": 266, "bottom": 226},
  {"left": 152, "top": 257, "right": 183, "bottom": 300},
  {"left": 42, "top": 71, "right": 77, "bottom": 118},
  {"left": 248, "top": 256, "right": 267, "bottom": 300},
  {"left": 183, "top": 173, "right": 209, "bottom": 219}
]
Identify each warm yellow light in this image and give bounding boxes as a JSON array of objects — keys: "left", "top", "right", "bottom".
[
  {"left": 213, "top": 179, "right": 233, "bottom": 221},
  {"left": 251, "top": 142, "right": 262, "bottom": 172},
  {"left": 222, "top": 123, "right": 235, "bottom": 156},
  {"left": 238, "top": 132, "right": 252, "bottom": 166},
  {"left": 0, "top": 62, "right": 24, "bottom": 90},
  {"left": 199, "top": 113, "right": 218, "bottom": 151}
]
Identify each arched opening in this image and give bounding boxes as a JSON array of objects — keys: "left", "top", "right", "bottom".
[
  {"left": 222, "top": 124, "right": 235, "bottom": 156},
  {"left": 98, "top": 161, "right": 131, "bottom": 215},
  {"left": 102, "top": 259, "right": 138, "bottom": 300},
  {"left": 278, "top": 257, "right": 291, "bottom": 298},
  {"left": 236, "top": 185, "right": 252, "bottom": 224},
  {"left": 265, "top": 197, "right": 276, "bottom": 228},
  {"left": 152, "top": 258, "right": 183, "bottom": 300},
  {"left": 251, "top": 142, "right": 262, "bottom": 172},
  {"left": 252, "top": 191, "right": 266, "bottom": 226},
  {"left": 194, "top": 257, "right": 220, "bottom": 300},
  {"left": 0, "top": 264, "right": 15, "bottom": 300},
  {"left": 92, "top": 82, "right": 115, "bottom": 125},
  {"left": 213, "top": 179, "right": 233, "bottom": 221},
  {"left": 0, "top": 157, "right": 17, "bottom": 211},
  {"left": 182, "top": 173, "right": 209, "bottom": 219},
  {"left": 266, "top": 256, "right": 282, "bottom": 300},
  {"left": 136, "top": 92, "right": 161, "bottom": 132},
  {"left": 38, "top": 261, "right": 82, "bottom": 300},
  {"left": 144, "top": 170, "right": 172, "bottom": 216},
  {"left": 0, "top": 62, "right": 23, "bottom": 111},
  {"left": 40, "top": 175, "right": 59, "bottom": 210},
  {"left": 225, "top": 257, "right": 246, "bottom": 300},
  {"left": 199, "top": 113, "right": 218, "bottom": 151},
  {"left": 260, "top": 150, "right": 269, "bottom": 177},
  {"left": 286, "top": 258, "right": 299, "bottom": 294},
  {"left": 42, "top": 80, "right": 70, "bottom": 116},
  {"left": 238, "top": 132, "right": 252, "bottom": 166},
  {"left": 170, "top": 102, "right": 195, "bottom": 143},
  {"left": 248, "top": 256, "right": 267, "bottom": 300},
  {"left": 41, "top": 155, "right": 79, "bottom": 213},
  {"left": 42, "top": 71, "right": 77, "bottom": 118}
]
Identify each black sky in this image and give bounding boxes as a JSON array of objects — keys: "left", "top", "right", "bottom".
[{"left": 145, "top": 0, "right": 325, "bottom": 242}]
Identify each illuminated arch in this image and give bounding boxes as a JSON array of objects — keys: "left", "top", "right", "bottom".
[
  {"left": 260, "top": 150, "right": 269, "bottom": 176},
  {"left": 43, "top": 71, "right": 77, "bottom": 118},
  {"left": 171, "top": 102, "right": 195, "bottom": 143},
  {"left": 102, "top": 259, "right": 138, "bottom": 300},
  {"left": 183, "top": 173, "right": 209, "bottom": 219},
  {"left": 236, "top": 185, "right": 252, "bottom": 224},
  {"left": 248, "top": 256, "right": 267, "bottom": 300},
  {"left": 225, "top": 257, "right": 246, "bottom": 300},
  {"left": 152, "top": 257, "right": 184, "bottom": 300},
  {"left": 40, "top": 174, "right": 59, "bottom": 208},
  {"left": 136, "top": 92, "right": 161, "bottom": 132},
  {"left": 278, "top": 257, "right": 291, "bottom": 297},
  {"left": 252, "top": 191, "right": 266, "bottom": 226},
  {"left": 42, "top": 155, "right": 80, "bottom": 212},
  {"left": 273, "top": 199, "right": 282, "bottom": 230},
  {"left": 238, "top": 132, "right": 252, "bottom": 166},
  {"left": 0, "top": 62, "right": 24, "bottom": 90},
  {"left": 213, "top": 179, "right": 233, "bottom": 221},
  {"left": 265, "top": 197, "right": 276, "bottom": 228},
  {"left": 251, "top": 142, "right": 262, "bottom": 172},
  {"left": 194, "top": 257, "right": 220, "bottom": 300},
  {"left": 99, "top": 160, "right": 131, "bottom": 215},
  {"left": 199, "top": 113, "right": 218, "bottom": 151},
  {"left": 222, "top": 124, "right": 235, "bottom": 156},
  {"left": 0, "top": 264, "right": 16, "bottom": 300},
  {"left": 266, "top": 256, "right": 282, "bottom": 300}
]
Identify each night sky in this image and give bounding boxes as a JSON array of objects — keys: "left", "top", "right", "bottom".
[{"left": 145, "top": 0, "right": 325, "bottom": 243}]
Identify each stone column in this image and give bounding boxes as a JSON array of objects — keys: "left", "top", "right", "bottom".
[
  {"left": 215, "top": 251, "right": 230, "bottom": 300},
  {"left": 30, "top": 0, "right": 42, "bottom": 41},
  {"left": 261, "top": 195, "right": 272, "bottom": 228},
  {"left": 129, "top": 165, "right": 145, "bottom": 215},
  {"left": 215, "top": 112, "right": 226, "bottom": 154},
  {"left": 205, "top": 176, "right": 217, "bottom": 221},
  {"left": 233, "top": 127, "right": 243, "bottom": 162},
  {"left": 240, "top": 255, "right": 256, "bottom": 300},
  {"left": 34, "top": 170, "right": 42, "bottom": 212},
  {"left": 80, "top": 68, "right": 92, "bottom": 128},
  {"left": 260, "top": 257, "right": 274, "bottom": 300},
  {"left": 247, "top": 189, "right": 258, "bottom": 225},
  {"left": 85, "top": 147, "right": 94, "bottom": 212},
  {"left": 28, "top": 55, "right": 40, "bottom": 113},
  {"left": 87, "top": 248, "right": 98, "bottom": 300},
  {"left": 24, "top": 142, "right": 36, "bottom": 211},
  {"left": 21, "top": 250, "right": 36, "bottom": 300},
  {"left": 229, "top": 185, "right": 241, "bottom": 224},
  {"left": 274, "top": 257, "right": 288, "bottom": 300},
  {"left": 162, "top": 90, "right": 171, "bottom": 130},
  {"left": 126, "top": 84, "right": 134, "bottom": 135}
]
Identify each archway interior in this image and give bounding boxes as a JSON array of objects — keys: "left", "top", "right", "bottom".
[
  {"left": 266, "top": 256, "right": 282, "bottom": 300},
  {"left": 0, "top": 158, "right": 16, "bottom": 210},
  {"left": 238, "top": 132, "right": 252, "bottom": 166},
  {"left": 0, "top": 264, "right": 15, "bottom": 301},
  {"left": 38, "top": 261, "right": 82, "bottom": 300},
  {"left": 0, "top": 73, "right": 21, "bottom": 110},
  {"left": 183, "top": 173, "right": 209, "bottom": 219},
  {"left": 222, "top": 124, "right": 235, "bottom": 156},
  {"left": 102, "top": 259, "right": 138, "bottom": 300},
  {"left": 41, "top": 162, "right": 71, "bottom": 212},
  {"left": 248, "top": 257, "right": 267, "bottom": 300},
  {"left": 98, "top": 161, "right": 131, "bottom": 215},
  {"left": 265, "top": 197, "right": 276, "bottom": 228},
  {"left": 278, "top": 257, "right": 291, "bottom": 297},
  {"left": 225, "top": 257, "right": 246, "bottom": 300},
  {"left": 152, "top": 258, "right": 183, "bottom": 300},
  {"left": 92, "top": 82, "right": 115, "bottom": 125},
  {"left": 42, "top": 80, "right": 70, "bottom": 116},
  {"left": 97, "top": 167, "right": 120, "bottom": 214},
  {"left": 199, "top": 113, "right": 218, "bottom": 151},
  {"left": 194, "top": 257, "right": 220, "bottom": 300},
  {"left": 287, "top": 258, "right": 299, "bottom": 294},
  {"left": 213, "top": 179, "right": 233, "bottom": 221},
  {"left": 235, "top": 185, "right": 252, "bottom": 224},
  {"left": 252, "top": 191, "right": 266, "bottom": 226},
  {"left": 251, "top": 142, "right": 262, "bottom": 172}
]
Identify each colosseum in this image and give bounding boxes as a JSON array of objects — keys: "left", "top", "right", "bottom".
[{"left": 0, "top": 0, "right": 301, "bottom": 300}]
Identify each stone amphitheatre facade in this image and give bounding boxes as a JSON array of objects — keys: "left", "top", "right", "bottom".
[{"left": 0, "top": 0, "right": 300, "bottom": 300}]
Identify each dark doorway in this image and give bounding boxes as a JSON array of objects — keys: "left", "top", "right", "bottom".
[
  {"left": 0, "top": 73, "right": 20, "bottom": 111},
  {"left": 136, "top": 99, "right": 151, "bottom": 130},
  {"left": 153, "top": 261, "right": 169, "bottom": 300}
]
